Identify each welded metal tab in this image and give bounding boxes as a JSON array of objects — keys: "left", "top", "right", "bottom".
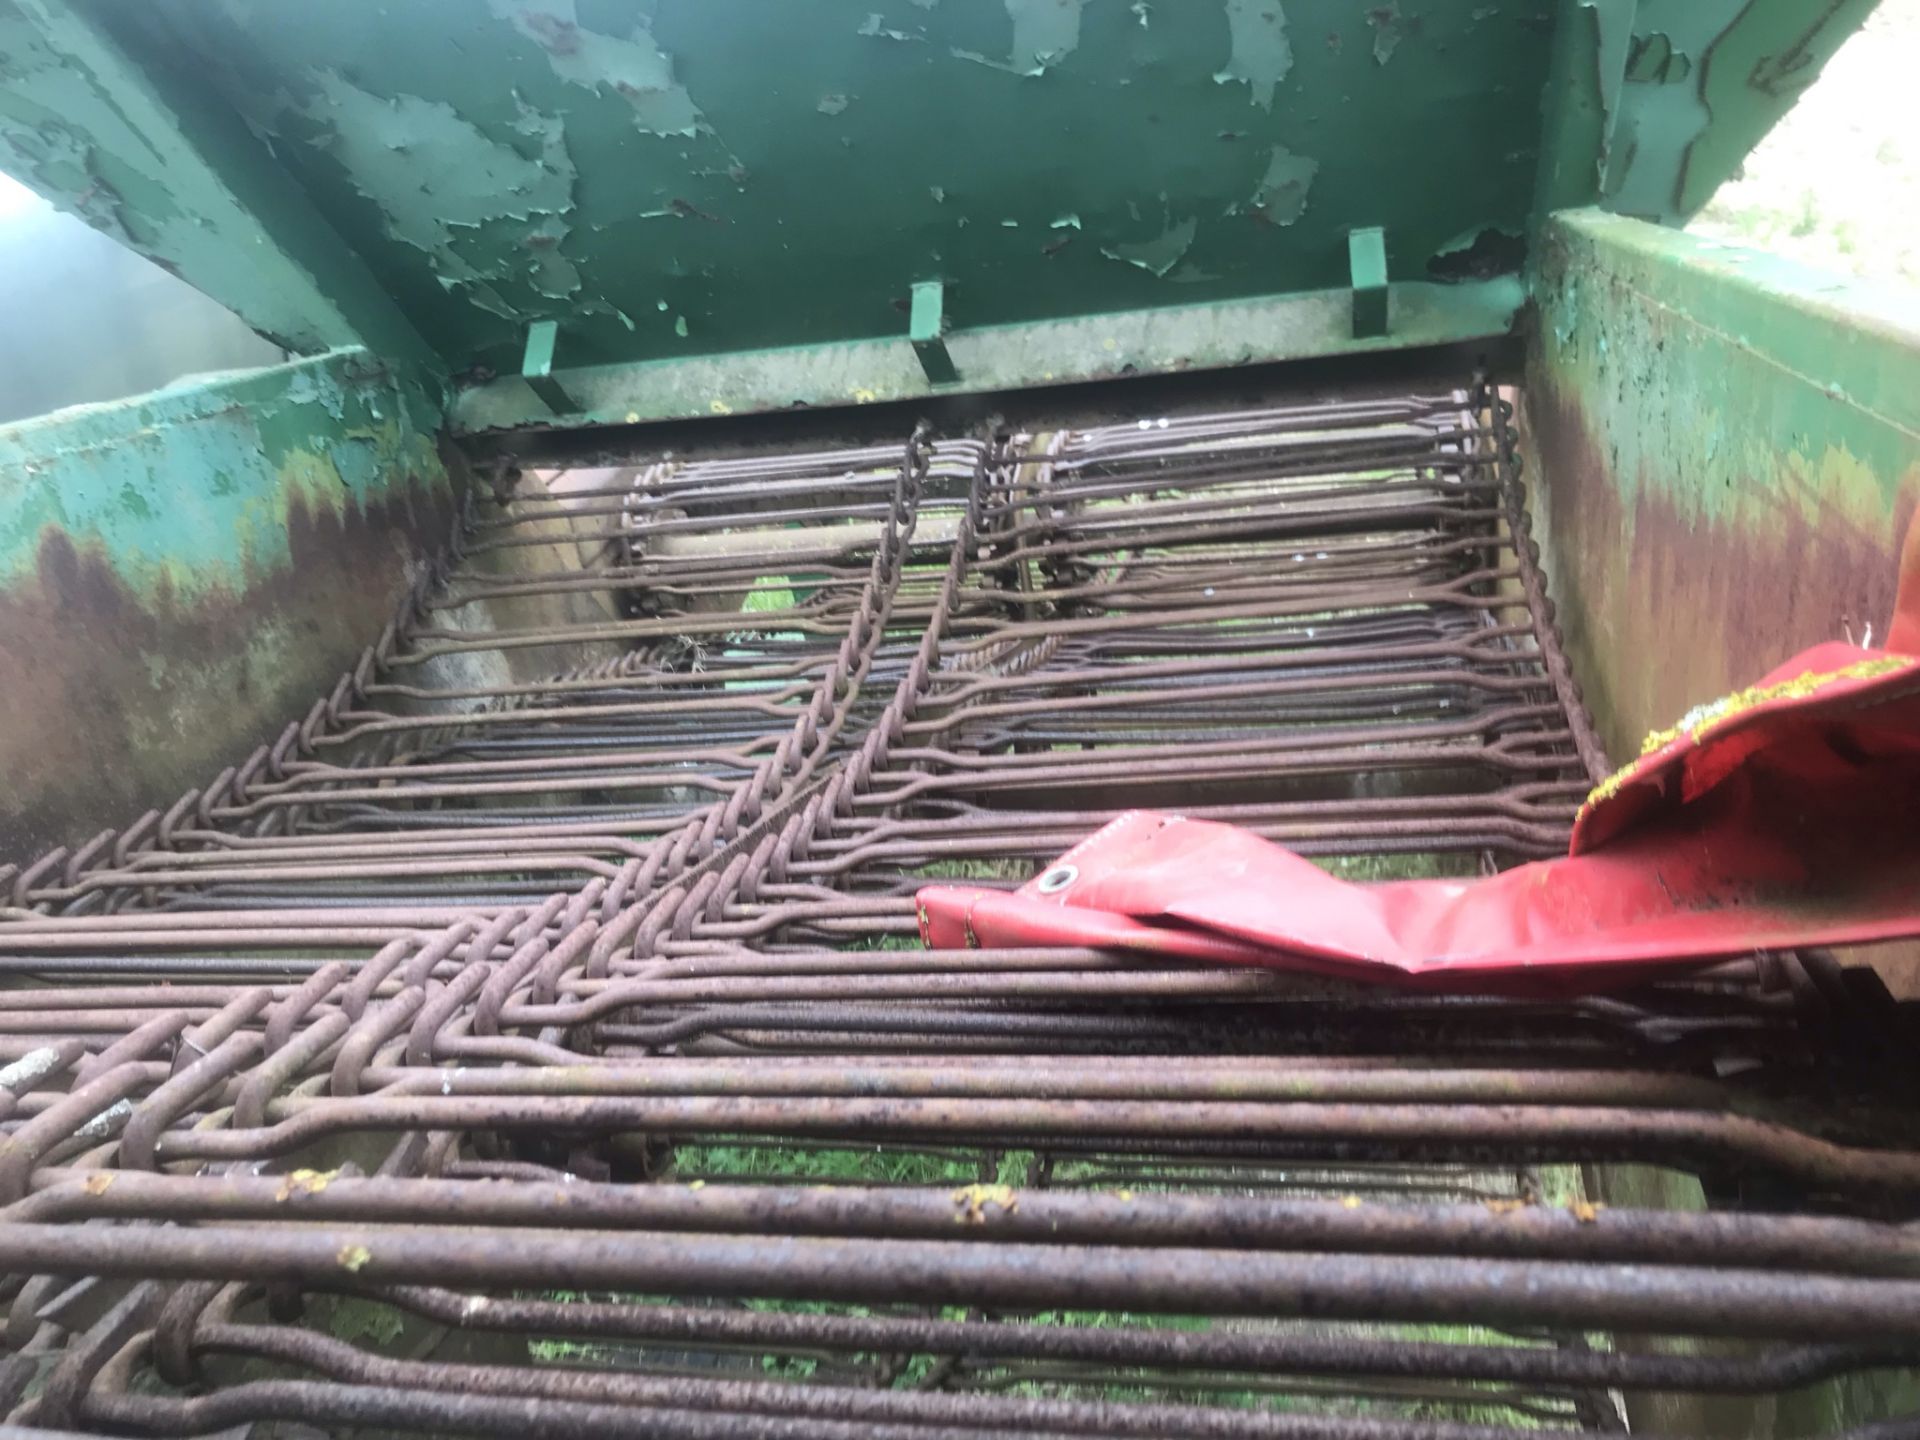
[
  {"left": 519, "top": 320, "right": 576, "bottom": 414},
  {"left": 1349, "top": 225, "right": 1389, "bottom": 337},
  {"left": 908, "top": 281, "right": 958, "bottom": 386}
]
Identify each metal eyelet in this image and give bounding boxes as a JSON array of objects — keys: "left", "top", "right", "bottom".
[{"left": 1035, "top": 864, "right": 1078, "bottom": 894}]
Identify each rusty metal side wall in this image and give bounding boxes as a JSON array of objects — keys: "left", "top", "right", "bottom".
[
  {"left": 1520, "top": 208, "right": 1920, "bottom": 762},
  {"left": 0, "top": 348, "right": 458, "bottom": 856}
]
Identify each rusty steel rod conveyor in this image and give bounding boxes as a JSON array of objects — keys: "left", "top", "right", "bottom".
[{"left": 0, "top": 383, "right": 1914, "bottom": 1439}]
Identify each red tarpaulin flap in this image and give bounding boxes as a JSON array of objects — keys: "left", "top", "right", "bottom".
[{"left": 918, "top": 517, "right": 1920, "bottom": 992}]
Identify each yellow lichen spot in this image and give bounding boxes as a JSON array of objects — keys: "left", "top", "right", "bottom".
[
  {"left": 1578, "top": 656, "right": 1917, "bottom": 819},
  {"left": 852, "top": 388, "right": 879, "bottom": 404},
  {"left": 276, "top": 1168, "right": 337, "bottom": 1202},
  {"left": 1102, "top": 338, "right": 1118, "bottom": 351},
  {"left": 1115, "top": 1189, "right": 1134, "bottom": 1203},
  {"left": 1570, "top": 1200, "right": 1602, "bottom": 1225},
  {"left": 1575, "top": 763, "right": 1636, "bottom": 821},
  {"left": 709, "top": 399, "right": 734, "bottom": 415},
  {"left": 82, "top": 1172, "right": 114, "bottom": 1196},
  {"left": 337, "top": 1243, "right": 373, "bottom": 1272},
  {"left": 688, "top": 1180, "right": 706, "bottom": 1190},
  {"left": 625, "top": 411, "right": 640, "bottom": 424},
  {"left": 1340, "top": 1195, "right": 1362, "bottom": 1210},
  {"left": 1483, "top": 1197, "right": 1527, "bottom": 1215},
  {"left": 951, "top": 1183, "right": 1018, "bottom": 1223}
]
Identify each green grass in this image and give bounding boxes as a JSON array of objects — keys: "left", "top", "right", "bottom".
[
  {"left": 666, "top": 1141, "right": 1016, "bottom": 1187},
  {"left": 908, "top": 857, "right": 1035, "bottom": 882},
  {"left": 1312, "top": 852, "right": 1483, "bottom": 882},
  {"left": 846, "top": 931, "right": 922, "bottom": 951},
  {"left": 741, "top": 574, "right": 799, "bottom": 613}
]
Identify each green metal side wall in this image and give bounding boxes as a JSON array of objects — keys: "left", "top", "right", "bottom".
[
  {"left": 0, "top": 350, "right": 459, "bottom": 855},
  {"left": 1521, "top": 206, "right": 1920, "bottom": 1016},
  {"left": 1522, "top": 208, "right": 1920, "bottom": 761}
]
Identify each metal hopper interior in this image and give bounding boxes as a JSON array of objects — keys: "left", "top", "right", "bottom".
[{"left": 1, "top": 3, "right": 1919, "bottom": 1438}]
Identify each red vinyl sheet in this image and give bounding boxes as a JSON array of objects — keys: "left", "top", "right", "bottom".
[{"left": 918, "top": 523, "right": 1920, "bottom": 992}]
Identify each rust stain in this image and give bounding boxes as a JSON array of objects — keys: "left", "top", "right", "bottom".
[
  {"left": 1523, "top": 378, "right": 1920, "bottom": 765},
  {"left": 0, "top": 475, "right": 460, "bottom": 858},
  {"left": 1523, "top": 367, "right": 1920, "bottom": 998}
]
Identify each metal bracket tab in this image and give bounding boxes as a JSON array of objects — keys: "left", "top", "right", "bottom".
[
  {"left": 1348, "top": 228, "right": 1389, "bottom": 339},
  {"left": 909, "top": 281, "right": 959, "bottom": 386},
  {"left": 522, "top": 321, "right": 578, "bottom": 414}
]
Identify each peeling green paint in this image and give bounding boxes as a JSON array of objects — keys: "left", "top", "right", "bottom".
[
  {"left": 1586, "top": 0, "right": 1636, "bottom": 187},
  {"left": 0, "top": 0, "right": 433, "bottom": 365},
  {"left": 1537, "top": 0, "right": 1880, "bottom": 229},
  {"left": 1366, "top": 3, "right": 1404, "bottom": 65},
  {"left": 6, "top": 0, "right": 1870, "bottom": 398},
  {"left": 26, "top": 0, "right": 1558, "bottom": 380},
  {"left": 1102, "top": 214, "right": 1198, "bottom": 278},
  {"left": 485, "top": 0, "right": 700, "bottom": 138},
  {"left": 1004, "top": 0, "right": 1084, "bottom": 74},
  {"left": 858, "top": 11, "right": 925, "bottom": 43},
  {"left": 0, "top": 348, "right": 444, "bottom": 596},
  {"left": 1214, "top": 0, "right": 1292, "bottom": 109},
  {"left": 1600, "top": 0, "right": 1736, "bottom": 215},
  {"left": 1679, "top": 0, "right": 1878, "bottom": 214},
  {"left": 300, "top": 74, "right": 578, "bottom": 321},
  {"left": 1252, "top": 143, "right": 1317, "bottom": 225},
  {"left": 949, "top": 0, "right": 1084, "bottom": 74}
]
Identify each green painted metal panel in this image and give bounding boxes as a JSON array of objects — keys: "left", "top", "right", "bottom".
[
  {"left": 1522, "top": 208, "right": 1920, "bottom": 765},
  {"left": 452, "top": 274, "right": 1523, "bottom": 434},
  {"left": 0, "top": 349, "right": 447, "bottom": 596},
  {"left": 0, "top": 0, "right": 436, "bottom": 365},
  {"left": 21, "top": 0, "right": 1562, "bottom": 381},
  {"left": 0, "top": 347, "right": 460, "bottom": 852},
  {"left": 0, "top": 0, "right": 1888, "bottom": 402}
]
